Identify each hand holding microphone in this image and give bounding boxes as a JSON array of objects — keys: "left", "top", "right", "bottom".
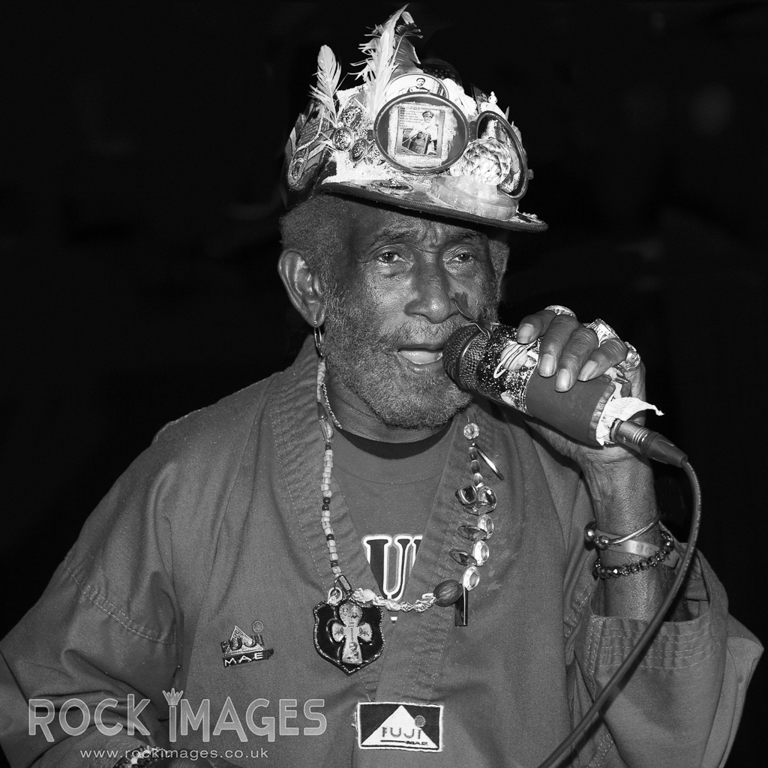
[{"left": 444, "top": 305, "right": 686, "bottom": 466}]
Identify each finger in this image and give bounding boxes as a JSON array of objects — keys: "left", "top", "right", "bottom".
[
  {"left": 515, "top": 308, "right": 566, "bottom": 344},
  {"left": 539, "top": 322, "right": 599, "bottom": 390},
  {"left": 576, "top": 337, "right": 628, "bottom": 381}
]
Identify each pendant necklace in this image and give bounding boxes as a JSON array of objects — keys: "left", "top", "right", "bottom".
[{"left": 312, "top": 356, "right": 503, "bottom": 674}]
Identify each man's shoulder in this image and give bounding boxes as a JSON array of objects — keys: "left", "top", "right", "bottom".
[
  {"left": 66, "top": 353, "right": 312, "bottom": 558},
  {"left": 151, "top": 371, "right": 279, "bottom": 454},
  {"left": 93, "top": 344, "right": 308, "bottom": 504},
  {"left": 152, "top": 339, "right": 308, "bottom": 443},
  {"left": 87, "top": 371, "right": 283, "bottom": 534}
]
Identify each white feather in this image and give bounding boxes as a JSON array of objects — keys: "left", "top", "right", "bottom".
[
  {"left": 309, "top": 45, "right": 341, "bottom": 123},
  {"left": 354, "top": 5, "right": 414, "bottom": 119}
]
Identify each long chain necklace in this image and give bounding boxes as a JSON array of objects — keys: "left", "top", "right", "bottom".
[{"left": 311, "top": 356, "right": 503, "bottom": 674}]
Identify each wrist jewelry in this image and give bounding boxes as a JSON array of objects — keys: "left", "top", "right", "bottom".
[
  {"left": 592, "top": 528, "right": 679, "bottom": 579},
  {"left": 584, "top": 517, "right": 659, "bottom": 550}
]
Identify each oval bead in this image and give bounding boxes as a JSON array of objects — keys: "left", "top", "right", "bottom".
[
  {"left": 433, "top": 580, "right": 463, "bottom": 607},
  {"left": 472, "top": 540, "right": 490, "bottom": 566},
  {"left": 350, "top": 140, "right": 367, "bottom": 162},
  {"left": 462, "top": 566, "right": 480, "bottom": 590},
  {"left": 449, "top": 549, "right": 476, "bottom": 567},
  {"left": 477, "top": 486, "right": 497, "bottom": 506},
  {"left": 477, "top": 515, "right": 494, "bottom": 537},
  {"left": 457, "top": 523, "right": 486, "bottom": 542},
  {"left": 456, "top": 484, "right": 478, "bottom": 506}
]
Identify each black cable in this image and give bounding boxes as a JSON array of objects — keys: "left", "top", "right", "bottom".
[{"left": 536, "top": 460, "right": 702, "bottom": 768}]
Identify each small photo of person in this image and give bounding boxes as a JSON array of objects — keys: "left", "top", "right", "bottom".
[{"left": 401, "top": 110, "right": 439, "bottom": 155}]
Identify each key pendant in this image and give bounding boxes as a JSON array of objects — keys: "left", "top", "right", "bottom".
[{"left": 313, "top": 596, "right": 384, "bottom": 674}]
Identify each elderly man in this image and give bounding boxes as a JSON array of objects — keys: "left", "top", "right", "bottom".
[{"left": 0, "top": 9, "right": 760, "bottom": 768}]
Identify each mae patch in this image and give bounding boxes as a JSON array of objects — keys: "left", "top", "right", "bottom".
[
  {"left": 356, "top": 702, "right": 443, "bottom": 752},
  {"left": 221, "top": 623, "right": 274, "bottom": 667}
]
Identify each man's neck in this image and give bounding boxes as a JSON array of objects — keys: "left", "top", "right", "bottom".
[{"left": 324, "top": 377, "right": 450, "bottom": 444}]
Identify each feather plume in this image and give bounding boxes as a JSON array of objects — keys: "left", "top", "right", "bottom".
[
  {"left": 354, "top": 6, "right": 422, "bottom": 119},
  {"left": 392, "top": 16, "right": 421, "bottom": 75},
  {"left": 309, "top": 45, "right": 342, "bottom": 124}
]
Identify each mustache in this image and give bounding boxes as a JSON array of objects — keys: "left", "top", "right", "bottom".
[
  {"left": 378, "top": 317, "right": 470, "bottom": 348},
  {"left": 381, "top": 298, "right": 496, "bottom": 348},
  {"left": 322, "top": 290, "right": 498, "bottom": 351}
]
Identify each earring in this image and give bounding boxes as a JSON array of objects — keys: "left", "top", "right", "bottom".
[{"left": 313, "top": 323, "right": 324, "bottom": 355}]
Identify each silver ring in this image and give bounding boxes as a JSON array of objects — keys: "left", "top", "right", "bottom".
[
  {"left": 585, "top": 318, "right": 619, "bottom": 345},
  {"left": 585, "top": 318, "right": 642, "bottom": 371},
  {"left": 544, "top": 304, "right": 576, "bottom": 317},
  {"left": 619, "top": 342, "right": 642, "bottom": 372}
]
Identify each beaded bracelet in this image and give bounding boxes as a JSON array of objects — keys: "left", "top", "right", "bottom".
[{"left": 593, "top": 528, "right": 677, "bottom": 579}]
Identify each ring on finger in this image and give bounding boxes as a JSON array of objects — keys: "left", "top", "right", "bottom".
[
  {"left": 618, "top": 342, "right": 642, "bottom": 372},
  {"left": 545, "top": 304, "right": 576, "bottom": 318},
  {"left": 585, "top": 318, "right": 619, "bottom": 345}
]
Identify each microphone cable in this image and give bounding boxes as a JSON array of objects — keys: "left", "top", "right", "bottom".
[{"left": 535, "top": 459, "right": 702, "bottom": 768}]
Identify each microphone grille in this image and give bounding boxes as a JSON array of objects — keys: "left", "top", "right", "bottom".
[{"left": 443, "top": 325, "right": 488, "bottom": 390}]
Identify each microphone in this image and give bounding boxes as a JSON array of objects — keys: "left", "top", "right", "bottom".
[{"left": 443, "top": 324, "right": 687, "bottom": 467}]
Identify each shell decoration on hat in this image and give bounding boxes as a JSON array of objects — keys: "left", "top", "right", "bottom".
[{"left": 283, "top": 5, "right": 546, "bottom": 232}]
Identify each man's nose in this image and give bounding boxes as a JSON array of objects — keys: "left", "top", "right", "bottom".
[{"left": 404, "top": 259, "right": 456, "bottom": 324}]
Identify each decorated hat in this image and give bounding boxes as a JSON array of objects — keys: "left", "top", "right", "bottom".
[{"left": 283, "top": 6, "right": 547, "bottom": 232}]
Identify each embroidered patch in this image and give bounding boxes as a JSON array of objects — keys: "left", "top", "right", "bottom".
[
  {"left": 221, "top": 621, "right": 274, "bottom": 667},
  {"left": 356, "top": 702, "right": 443, "bottom": 752}
]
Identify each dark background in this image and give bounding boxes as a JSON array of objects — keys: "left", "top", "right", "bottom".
[{"left": 1, "top": 2, "right": 765, "bottom": 765}]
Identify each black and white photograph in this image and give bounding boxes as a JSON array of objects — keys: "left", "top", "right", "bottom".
[{"left": 1, "top": 3, "right": 765, "bottom": 767}]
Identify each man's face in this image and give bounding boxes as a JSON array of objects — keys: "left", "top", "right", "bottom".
[{"left": 322, "top": 204, "right": 500, "bottom": 431}]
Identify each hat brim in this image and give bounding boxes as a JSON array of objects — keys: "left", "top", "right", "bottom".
[{"left": 318, "top": 179, "right": 548, "bottom": 233}]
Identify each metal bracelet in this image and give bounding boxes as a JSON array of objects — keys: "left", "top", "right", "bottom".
[
  {"left": 606, "top": 538, "right": 661, "bottom": 558},
  {"left": 593, "top": 529, "right": 677, "bottom": 579},
  {"left": 584, "top": 517, "right": 660, "bottom": 550}
]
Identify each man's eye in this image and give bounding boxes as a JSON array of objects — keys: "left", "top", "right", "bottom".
[
  {"left": 452, "top": 251, "right": 476, "bottom": 263},
  {"left": 377, "top": 251, "right": 402, "bottom": 264}
]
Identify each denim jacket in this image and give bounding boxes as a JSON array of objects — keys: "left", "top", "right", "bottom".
[{"left": 0, "top": 338, "right": 761, "bottom": 767}]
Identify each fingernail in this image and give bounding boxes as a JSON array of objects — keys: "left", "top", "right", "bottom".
[
  {"left": 555, "top": 369, "right": 571, "bottom": 391},
  {"left": 517, "top": 324, "right": 535, "bottom": 344},
  {"left": 578, "top": 361, "right": 598, "bottom": 381},
  {"left": 539, "top": 353, "right": 556, "bottom": 377}
]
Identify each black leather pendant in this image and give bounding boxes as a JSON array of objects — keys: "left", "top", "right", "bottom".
[{"left": 313, "top": 599, "right": 384, "bottom": 674}]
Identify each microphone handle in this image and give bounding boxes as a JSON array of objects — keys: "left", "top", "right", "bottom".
[
  {"left": 463, "top": 325, "right": 629, "bottom": 447},
  {"left": 447, "top": 324, "right": 687, "bottom": 466}
]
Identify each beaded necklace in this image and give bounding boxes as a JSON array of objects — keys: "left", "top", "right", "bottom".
[{"left": 311, "top": 356, "right": 503, "bottom": 674}]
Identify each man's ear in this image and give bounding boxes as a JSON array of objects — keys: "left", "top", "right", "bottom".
[{"left": 278, "top": 249, "right": 326, "bottom": 326}]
